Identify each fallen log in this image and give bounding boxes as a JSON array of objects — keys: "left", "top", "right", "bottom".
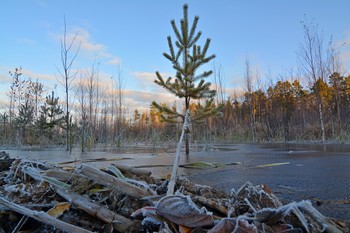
[
  {"left": 112, "top": 163, "right": 151, "bottom": 177},
  {"left": 77, "top": 164, "right": 155, "bottom": 199},
  {"left": 298, "top": 200, "right": 343, "bottom": 233},
  {"left": 55, "top": 187, "right": 137, "bottom": 233},
  {"left": 44, "top": 169, "right": 83, "bottom": 181},
  {"left": 177, "top": 176, "right": 229, "bottom": 199},
  {"left": 57, "top": 157, "right": 133, "bottom": 165},
  {"left": 191, "top": 195, "right": 229, "bottom": 217},
  {"left": 0, "top": 196, "right": 93, "bottom": 233}
]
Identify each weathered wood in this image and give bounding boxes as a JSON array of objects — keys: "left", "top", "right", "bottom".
[
  {"left": 0, "top": 196, "right": 93, "bottom": 233},
  {"left": 44, "top": 169, "right": 83, "bottom": 181},
  {"left": 298, "top": 200, "right": 343, "bottom": 233},
  {"left": 177, "top": 176, "right": 229, "bottom": 199},
  {"left": 191, "top": 195, "right": 228, "bottom": 216},
  {"left": 55, "top": 187, "right": 136, "bottom": 233},
  {"left": 113, "top": 164, "right": 151, "bottom": 176},
  {"left": 21, "top": 162, "right": 138, "bottom": 232},
  {"left": 22, "top": 166, "right": 44, "bottom": 182},
  {"left": 77, "top": 164, "right": 154, "bottom": 198}
]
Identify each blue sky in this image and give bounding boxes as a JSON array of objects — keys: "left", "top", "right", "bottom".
[{"left": 1, "top": 0, "right": 350, "bottom": 112}]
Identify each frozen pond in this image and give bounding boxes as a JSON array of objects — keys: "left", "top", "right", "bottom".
[{"left": 3, "top": 142, "right": 350, "bottom": 220}]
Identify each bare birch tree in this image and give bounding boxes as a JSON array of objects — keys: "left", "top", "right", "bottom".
[
  {"left": 56, "top": 17, "right": 80, "bottom": 150},
  {"left": 85, "top": 60, "right": 101, "bottom": 147},
  {"left": 109, "top": 65, "right": 125, "bottom": 146},
  {"left": 213, "top": 62, "right": 226, "bottom": 105},
  {"left": 76, "top": 76, "right": 88, "bottom": 152},
  {"left": 298, "top": 20, "right": 330, "bottom": 142},
  {"left": 244, "top": 58, "right": 257, "bottom": 142}
]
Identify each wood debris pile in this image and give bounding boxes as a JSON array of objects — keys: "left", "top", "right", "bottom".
[{"left": 0, "top": 151, "right": 348, "bottom": 233}]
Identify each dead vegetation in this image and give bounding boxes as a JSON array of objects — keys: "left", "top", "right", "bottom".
[{"left": 0, "top": 151, "right": 349, "bottom": 233}]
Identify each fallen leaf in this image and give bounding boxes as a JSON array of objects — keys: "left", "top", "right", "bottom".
[
  {"left": 47, "top": 202, "right": 70, "bottom": 218},
  {"left": 179, "top": 225, "right": 192, "bottom": 233}
]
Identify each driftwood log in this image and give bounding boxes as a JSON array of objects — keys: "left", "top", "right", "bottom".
[
  {"left": 77, "top": 164, "right": 154, "bottom": 199},
  {"left": 17, "top": 161, "right": 140, "bottom": 232},
  {"left": 55, "top": 187, "right": 137, "bottom": 232},
  {"left": 112, "top": 164, "right": 151, "bottom": 177},
  {"left": 0, "top": 196, "right": 93, "bottom": 233}
]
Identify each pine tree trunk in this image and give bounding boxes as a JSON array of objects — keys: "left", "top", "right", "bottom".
[
  {"left": 318, "top": 101, "right": 326, "bottom": 143},
  {"left": 336, "top": 95, "right": 342, "bottom": 135},
  {"left": 249, "top": 103, "right": 257, "bottom": 142},
  {"left": 185, "top": 133, "right": 189, "bottom": 155}
]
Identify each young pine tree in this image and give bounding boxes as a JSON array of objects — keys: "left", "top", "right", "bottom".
[
  {"left": 38, "top": 91, "right": 65, "bottom": 140},
  {"left": 152, "top": 4, "right": 222, "bottom": 155},
  {"left": 16, "top": 99, "right": 34, "bottom": 143}
]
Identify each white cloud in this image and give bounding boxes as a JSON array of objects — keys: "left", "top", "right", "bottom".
[
  {"left": 21, "top": 68, "right": 56, "bottom": 81},
  {"left": 0, "top": 73, "right": 11, "bottom": 84},
  {"left": 133, "top": 71, "right": 156, "bottom": 82},
  {"left": 51, "top": 27, "right": 121, "bottom": 64},
  {"left": 132, "top": 71, "right": 172, "bottom": 91},
  {"left": 107, "top": 58, "right": 121, "bottom": 65},
  {"left": 0, "top": 67, "right": 56, "bottom": 84},
  {"left": 124, "top": 89, "right": 177, "bottom": 111},
  {"left": 74, "top": 28, "right": 105, "bottom": 52}
]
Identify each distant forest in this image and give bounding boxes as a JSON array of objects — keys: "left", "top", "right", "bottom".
[{"left": 1, "top": 68, "right": 350, "bottom": 149}]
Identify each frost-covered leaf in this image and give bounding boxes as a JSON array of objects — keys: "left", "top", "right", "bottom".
[
  {"left": 208, "top": 219, "right": 236, "bottom": 233},
  {"left": 207, "top": 218, "right": 257, "bottom": 233},
  {"left": 131, "top": 206, "right": 164, "bottom": 227},
  {"left": 254, "top": 208, "right": 278, "bottom": 222},
  {"left": 156, "top": 195, "right": 214, "bottom": 228}
]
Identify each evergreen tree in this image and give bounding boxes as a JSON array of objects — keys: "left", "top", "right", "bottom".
[
  {"left": 0, "top": 113, "right": 9, "bottom": 144},
  {"left": 152, "top": 4, "right": 222, "bottom": 155},
  {"left": 38, "top": 91, "right": 64, "bottom": 140},
  {"left": 16, "top": 99, "right": 34, "bottom": 143}
]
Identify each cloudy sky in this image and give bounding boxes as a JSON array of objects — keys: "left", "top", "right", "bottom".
[{"left": 1, "top": 0, "right": 350, "bottom": 113}]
